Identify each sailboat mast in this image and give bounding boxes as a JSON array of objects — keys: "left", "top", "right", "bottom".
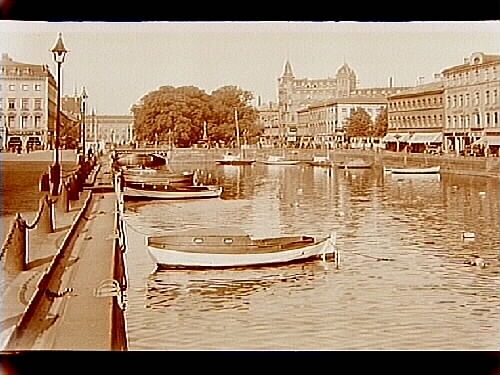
[{"left": 235, "top": 108, "right": 241, "bottom": 149}]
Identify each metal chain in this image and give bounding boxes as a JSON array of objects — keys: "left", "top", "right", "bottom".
[{"left": 0, "top": 219, "right": 18, "bottom": 262}]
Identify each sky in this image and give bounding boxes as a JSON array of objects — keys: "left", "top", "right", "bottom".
[{"left": 0, "top": 21, "right": 499, "bottom": 115}]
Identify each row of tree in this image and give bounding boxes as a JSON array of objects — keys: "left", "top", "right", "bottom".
[
  {"left": 131, "top": 84, "right": 389, "bottom": 147},
  {"left": 131, "top": 85, "right": 261, "bottom": 148},
  {"left": 344, "top": 107, "right": 388, "bottom": 139}
]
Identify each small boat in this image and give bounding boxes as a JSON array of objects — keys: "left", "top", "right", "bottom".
[
  {"left": 215, "top": 152, "right": 256, "bottom": 166},
  {"left": 146, "top": 227, "right": 337, "bottom": 268},
  {"left": 386, "top": 166, "right": 440, "bottom": 174},
  {"left": 305, "top": 156, "right": 333, "bottom": 167},
  {"left": 262, "top": 155, "right": 300, "bottom": 165},
  {"left": 121, "top": 182, "right": 223, "bottom": 200},
  {"left": 121, "top": 166, "right": 195, "bottom": 186},
  {"left": 337, "top": 159, "right": 372, "bottom": 169},
  {"left": 112, "top": 152, "right": 168, "bottom": 170}
]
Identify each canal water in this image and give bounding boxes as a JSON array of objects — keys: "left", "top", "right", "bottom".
[
  {"left": 121, "top": 161, "right": 500, "bottom": 350},
  {"left": 1, "top": 159, "right": 499, "bottom": 350}
]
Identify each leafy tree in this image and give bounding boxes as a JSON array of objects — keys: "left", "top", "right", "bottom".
[
  {"left": 373, "top": 107, "right": 388, "bottom": 138},
  {"left": 131, "top": 85, "right": 261, "bottom": 147},
  {"left": 345, "top": 107, "right": 373, "bottom": 139}
]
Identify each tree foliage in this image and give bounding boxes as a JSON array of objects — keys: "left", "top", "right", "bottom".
[
  {"left": 373, "top": 107, "right": 388, "bottom": 137},
  {"left": 345, "top": 107, "right": 373, "bottom": 139},
  {"left": 131, "top": 85, "right": 261, "bottom": 147}
]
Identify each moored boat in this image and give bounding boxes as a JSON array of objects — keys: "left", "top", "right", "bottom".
[
  {"left": 146, "top": 227, "right": 337, "bottom": 268},
  {"left": 122, "top": 183, "right": 223, "bottom": 200},
  {"left": 337, "top": 159, "right": 372, "bottom": 169},
  {"left": 305, "top": 156, "right": 333, "bottom": 167},
  {"left": 385, "top": 165, "right": 440, "bottom": 174},
  {"left": 121, "top": 166, "right": 195, "bottom": 186},
  {"left": 215, "top": 152, "right": 256, "bottom": 166},
  {"left": 262, "top": 155, "right": 300, "bottom": 165}
]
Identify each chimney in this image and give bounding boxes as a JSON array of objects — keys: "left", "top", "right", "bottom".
[{"left": 389, "top": 77, "right": 393, "bottom": 88}]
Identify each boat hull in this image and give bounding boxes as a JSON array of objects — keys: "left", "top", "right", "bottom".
[
  {"left": 123, "top": 185, "right": 223, "bottom": 200},
  {"left": 263, "top": 161, "right": 300, "bottom": 165},
  {"left": 147, "top": 238, "right": 333, "bottom": 268},
  {"left": 215, "top": 160, "right": 256, "bottom": 165},
  {"left": 387, "top": 166, "right": 440, "bottom": 174}
]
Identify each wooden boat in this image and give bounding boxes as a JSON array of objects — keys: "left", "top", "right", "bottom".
[
  {"left": 121, "top": 166, "right": 195, "bottom": 185},
  {"left": 215, "top": 152, "right": 256, "bottom": 166},
  {"left": 305, "top": 156, "right": 333, "bottom": 167},
  {"left": 121, "top": 182, "right": 223, "bottom": 200},
  {"left": 385, "top": 166, "right": 440, "bottom": 174},
  {"left": 337, "top": 159, "right": 372, "bottom": 169},
  {"left": 112, "top": 152, "right": 167, "bottom": 170},
  {"left": 262, "top": 155, "right": 300, "bottom": 165},
  {"left": 146, "top": 227, "right": 337, "bottom": 268}
]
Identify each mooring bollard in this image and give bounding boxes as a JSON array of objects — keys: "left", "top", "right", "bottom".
[
  {"left": 37, "top": 194, "right": 54, "bottom": 234},
  {"left": 56, "top": 181, "right": 70, "bottom": 213},
  {"left": 39, "top": 172, "right": 50, "bottom": 192},
  {"left": 68, "top": 176, "right": 80, "bottom": 201},
  {"left": 4, "top": 214, "right": 27, "bottom": 273}
]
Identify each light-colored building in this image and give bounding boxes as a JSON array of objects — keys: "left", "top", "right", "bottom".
[
  {"left": 256, "top": 101, "right": 280, "bottom": 147},
  {"left": 95, "top": 114, "right": 134, "bottom": 147},
  {"left": 386, "top": 81, "right": 445, "bottom": 152},
  {"left": 441, "top": 52, "right": 500, "bottom": 153},
  {"left": 0, "top": 53, "right": 57, "bottom": 151},
  {"left": 297, "top": 96, "right": 387, "bottom": 148},
  {"left": 277, "top": 60, "right": 358, "bottom": 135}
]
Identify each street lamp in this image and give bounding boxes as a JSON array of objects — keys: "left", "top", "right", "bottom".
[
  {"left": 50, "top": 32, "right": 68, "bottom": 196},
  {"left": 80, "top": 86, "right": 88, "bottom": 159}
]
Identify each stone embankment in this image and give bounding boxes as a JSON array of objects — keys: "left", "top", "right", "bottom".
[{"left": 0, "top": 151, "right": 127, "bottom": 351}]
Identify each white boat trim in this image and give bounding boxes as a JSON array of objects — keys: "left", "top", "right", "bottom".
[
  {"left": 123, "top": 185, "right": 223, "bottom": 199},
  {"left": 389, "top": 166, "right": 440, "bottom": 174}
]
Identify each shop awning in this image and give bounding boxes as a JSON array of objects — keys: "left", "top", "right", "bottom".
[
  {"left": 409, "top": 133, "right": 442, "bottom": 144},
  {"left": 382, "top": 133, "right": 412, "bottom": 143},
  {"left": 473, "top": 135, "right": 500, "bottom": 146}
]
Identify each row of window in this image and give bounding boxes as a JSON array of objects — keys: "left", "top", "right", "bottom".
[
  {"left": 444, "top": 66, "right": 498, "bottom": 86},
  {"left": 0, "top": 66, "right": 35, "bottom": 75},
  {"left": 446, "top": 90, "right": 498, "bottom": 108},
  {"left": 0, "top": 83, "right": 43, "bottom": 91},
  {"left": 389, "top": 96, "right": 443, "bottom": 110},
  {"left": 1, "top": 98, "right": 43, "bottom": 111},
  {"left": 2, "top": 115, "right": 43, "bottom": 129},
  {"left": 389, "top": 112, "right": 499, "bottom": 129}
]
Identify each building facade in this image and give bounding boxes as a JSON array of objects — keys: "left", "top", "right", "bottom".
[
  {"left": 386, "top": 81, "right": 445, "bottom": 152},
  {"left": 256, "top": 101, "right": 280, "bottom": 147},
  {"left": 297, "top": 96, "right": 387, "bottom": 149},
  {"left": 96, "top": 114, "right": 134, "bottom": 147},
  {"left": 441, "top": 52, "right": 500, "bottom": 153},
  {"left": 0, "top": 53, "right": 57, "bottom": 151},
  {"left": 277, "top": 60, "right": 358, "bottom": 135}
]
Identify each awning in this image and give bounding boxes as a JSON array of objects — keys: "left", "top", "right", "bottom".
[
  {"left": 473, "top": 135, "right": 500, "bottom": 146},
  {"left": 382, "top": 133, "right": 411, "bottom": 143},
  {"left": 409, "top": 133, "right": 442, "bottom": 144}
]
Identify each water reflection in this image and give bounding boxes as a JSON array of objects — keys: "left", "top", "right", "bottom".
[{"left": 145, "top": 261, "right": 331, "bottom": 312}]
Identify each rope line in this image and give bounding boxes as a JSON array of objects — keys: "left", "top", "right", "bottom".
[
  {"left": 0, "top": 218, "right": 18, "bottom": 262},
  {"left": 351, "top": 251, "right": 395, "bottom": 262}
]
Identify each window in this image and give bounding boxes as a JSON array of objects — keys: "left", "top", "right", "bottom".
[
  {"left": 485, "top": 113, "right": 491, "bottom": 127},
  {"left": 22, "top": 84, "right": 28, "bottom": 91},
  {"left": 485, "top": 91, "right": 490, "bottom": 105},
  {"left": 21, "top": 98, "right": 29, "bottom": 110},
  {"left": 474, "top": 92, "right": 480, "bottom": 106},
  {"left": 34, "top": 84, "right": 41, "bottom": 91},
  {"left": 8, "top": 116, "right": 15, "bottom": 127},
  {"left": 475, "top": 113, "right": 481, "bottom": 126},
  {"left": 34, "top": 98, "right": 42, "bottom": 110},
  {"left": 9, "top": 84, "right": 15, "bottom": 91},
  {"left": 21, "top": 116, "right": 28, "bottom": 129},
  {"left": 465, "top": 94, "right": 470, "bottom": 107},
  {"left": 459, "top": 95, "right": 463, "bottom": 107},
  {"left": 34, "top": 116, "right": 41, "bottom": 128},
  {"left": 8, "top": 98, "right": 15, "bottom": 109},
  {"left": 0, "top": 99, "right": 3, "bottom": 110}
]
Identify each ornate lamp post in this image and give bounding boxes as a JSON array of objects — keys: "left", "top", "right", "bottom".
[
  {"left": 50, "top": 32, "right": 68, "bottom": 196},
  {"left": 80, "top": 86, "right": 88, "bottom": 160}
]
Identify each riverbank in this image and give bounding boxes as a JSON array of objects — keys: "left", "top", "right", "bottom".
[{"left": 117, "top": 147, "right": 500, "bottom": 179}]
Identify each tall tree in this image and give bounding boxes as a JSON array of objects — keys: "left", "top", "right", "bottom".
[
  {"left": 345, "top": 107, "right": 373, "bottom": 139},
  {"left": 373, "top": 107, "right": 388, "bottom": 138}
]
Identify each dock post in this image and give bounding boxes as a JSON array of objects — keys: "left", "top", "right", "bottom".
[
  {"left": 37, "top": 194, "right": 54, "bottom": 234},
  {"left": 56, "top": 181, "right": 70, "bottom": 213},
  {"left": 3, "top": 214, "right": 27, "bottom": 273}
]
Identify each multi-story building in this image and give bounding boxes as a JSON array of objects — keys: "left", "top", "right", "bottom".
[
  {"left": 0, "top": 53, "right": 57, "bottom": 151},
  {"left": 96, "top": 114, "right": 134, "bottom": 147},
  {"left": 297, "top": 96, "right": 387, "bottom": 148},
  {"left": 256, "top": 101, "right": 280, "bottom": 147},
  {"left": 386, "top": 52, "right": 500, "bottom": 154},
  {"left": 441, "top": 52, "right": 500, "bottom": 154},
  {"left": 277, "top": 60, "right": 358, "bottom": 136},
  {"left": 386, "top": 81, "right": 445, "bottom": 152}
]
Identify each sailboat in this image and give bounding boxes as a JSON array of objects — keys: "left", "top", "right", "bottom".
[
  {"left": 215, "top": 109, "right": 256, "bottom": 165},
  {"left": 261, "top": 123, "right": 300, "bottom": 165}
]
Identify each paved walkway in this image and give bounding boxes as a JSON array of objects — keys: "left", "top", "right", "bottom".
[{"left": 1, "top": 153, "right": 122, "bottom": 350}]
